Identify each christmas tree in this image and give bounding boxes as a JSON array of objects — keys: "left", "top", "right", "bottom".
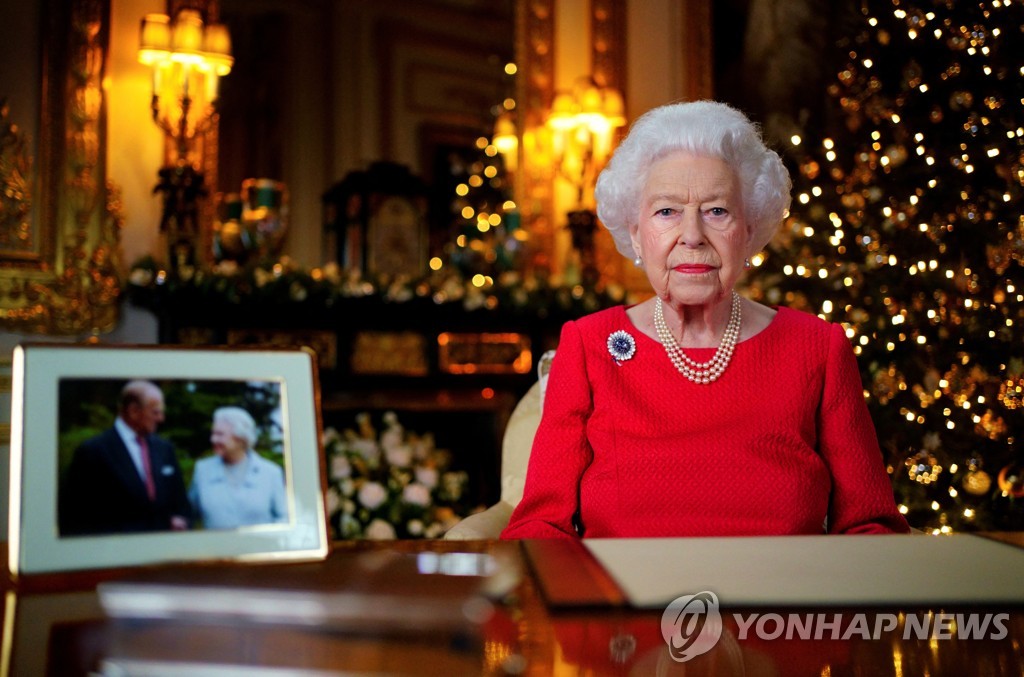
[
  {"left": 441, "top": 138, "right": 523, "bottom": 282},
  {"left": 434, "top": 60, "right": 525, "bottom": 285},
  {"left": 747, "top": 0, "right": 1024, "bottom": 532}
]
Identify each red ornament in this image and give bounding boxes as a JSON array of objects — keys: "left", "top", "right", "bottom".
[{"left": 997, "top": 464, "right": 1024, "bottom": 499}]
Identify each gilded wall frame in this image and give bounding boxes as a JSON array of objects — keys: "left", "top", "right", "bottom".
[
  {"left": 0, "top": 0, "right": 121, "bottom": 336},
  {"left": 515, "top": 0, "right": 556, "bottom": 271}
]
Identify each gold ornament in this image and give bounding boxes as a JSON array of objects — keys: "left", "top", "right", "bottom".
[
  {"left": 975, "top": 411, "right": 1007, "bottom": 441},
  {"left": 1011, "top": 216, "right": 1024, "bottom": 263},
  {"left": 884, "top": 144, "right": 909, "bottom": 168},
  {"left": 998, "top": 377, "right": 1024, "bottom": 410},
  {"left": 801, "top": 159, "right": 821, "bottom": 180},
  {"left": 949, "top": 90, "right": 973, "bottom": 110},
  {"left": 962, "top": 469, "right": 992, "bottom": 496},
  {"left": 872, "top": 366, "right": 900, "bottom": 405},
  {"left": 941, "top": 365, "right": 977, "bottom": 406}
]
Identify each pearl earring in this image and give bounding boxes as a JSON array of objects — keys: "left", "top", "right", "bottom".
[
  {"left": 633, "top": 256, "right": 643, "bottom": 268},
  {"left": 744, "top": 258, "right": 752, "bottom": 269}
]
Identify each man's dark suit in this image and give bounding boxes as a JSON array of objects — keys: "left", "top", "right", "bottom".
[{"left": 59, "top": 428, "right": 191, "bottom": 536}]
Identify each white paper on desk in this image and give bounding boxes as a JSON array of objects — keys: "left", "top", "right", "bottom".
[{"left": 585, "top": 534, "right": 1024, "bottom": 608}]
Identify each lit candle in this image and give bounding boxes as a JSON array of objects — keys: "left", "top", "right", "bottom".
[
  {"left": 204, "top": 71, "right": 219, "bottom": 104},
  {"left": 182, "top": 63, "right": 191, "bottom": 98},
  {"left": 153, "top": 61, "right": 164, "bottom": 98}
]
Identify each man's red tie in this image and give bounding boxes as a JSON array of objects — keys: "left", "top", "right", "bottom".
[{"left": 137, "top": 435, "right": 156, "bottom": 501}]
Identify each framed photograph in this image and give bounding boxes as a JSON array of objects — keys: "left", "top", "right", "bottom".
[{"left": 8, "top": 344, "right": 329, "bottom": 575}]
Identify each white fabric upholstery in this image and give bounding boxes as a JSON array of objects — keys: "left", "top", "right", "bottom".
[
  {"left": 444, "top": 350, "right": 554, "bottom": 540},
  {"left": 441, "top": 498, "right": 515, "bottom": 540}
]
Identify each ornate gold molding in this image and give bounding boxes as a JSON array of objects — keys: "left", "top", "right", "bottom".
[
  {"left": 589, "top": 0, "right": 636, "bottom": 290},
  {"left": 516, "top": 0, "right": 631, "bottom": 282},
  {"left": 0, "top": 0, "right": 121, "bottom": 335},
  {"left": 0, "top": 350, "right": 9, "bottom": 443},
  {"left": 591, "top": 0, "right": 626, "bottom": 94},
  {"left": 517, "top": 0, "right": 556, "bottom": 273},
  {"left": 0, "top": 101, "right": 34, "bottom": 256}
]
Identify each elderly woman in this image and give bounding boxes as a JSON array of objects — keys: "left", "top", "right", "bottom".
[
  {"left": 502, "top": 101, "right": 909, "bottom": 539},
  {"left": 189, "top": 406, "right": 289, "bottom": 529}
]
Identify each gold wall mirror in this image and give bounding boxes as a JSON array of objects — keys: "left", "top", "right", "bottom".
[{"left": 0, "top": 0, "right": 121, "bottom": 336}]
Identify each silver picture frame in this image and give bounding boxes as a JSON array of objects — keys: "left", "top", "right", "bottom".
[{"left": 8, "top": 344, "right": 329, "bottom": 575}]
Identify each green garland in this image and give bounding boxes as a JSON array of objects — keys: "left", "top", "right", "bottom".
[{"left": 126, "top": 256, "right": 632, "bottom": 316}]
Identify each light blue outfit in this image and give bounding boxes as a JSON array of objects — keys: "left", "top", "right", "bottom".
[{"left": 189, "top": 451, "right": 289, "bottom": 529}]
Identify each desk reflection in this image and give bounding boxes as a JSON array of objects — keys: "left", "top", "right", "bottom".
[{"left": 2, "top": 540, "right": 1023, "bottom": 676}]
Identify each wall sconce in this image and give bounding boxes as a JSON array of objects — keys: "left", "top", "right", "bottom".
[
  {"left": 547, "top": 77, "right": 625, "bottom": 284},
  {"left": 138, "top": 10, "right": 232, "bottom": 162},
  {"left": 138, "top": 9, "right": 232, "bottom": 272},
  {"left": 547, "top": 77, "right": 625, "bottom": 208}
]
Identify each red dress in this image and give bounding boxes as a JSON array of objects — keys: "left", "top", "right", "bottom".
[{"left": 501, "top": 306, "right": 911, "bottom": 539}]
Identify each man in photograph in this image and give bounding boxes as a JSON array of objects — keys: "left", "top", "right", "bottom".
[{"left": 59, "top": 380, "right": 191, "bottom": 536}]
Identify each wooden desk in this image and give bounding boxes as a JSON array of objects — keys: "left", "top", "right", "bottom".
[{"left": 3, "top": 538, "right": 1023, "bottom": 676}]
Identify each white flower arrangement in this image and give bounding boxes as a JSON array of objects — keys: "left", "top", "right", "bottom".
[{"left": 323, "top": 411, "right": 476, "bottom": 539}]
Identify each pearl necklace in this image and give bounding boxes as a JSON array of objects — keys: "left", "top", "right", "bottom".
[{"left": 653, "top": 292, "right": 742, "bottom": 384}]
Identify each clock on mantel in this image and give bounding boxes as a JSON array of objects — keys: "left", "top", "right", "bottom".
[
  {"left": 323, "top": 162, "right": 429, "bottom": 275},
  {"left": 368, "top": 195, "right": 427, "bottom": 278}
]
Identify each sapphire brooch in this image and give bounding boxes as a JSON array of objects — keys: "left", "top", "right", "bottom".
[{"left": 606, "top": 330, "right": 636, "bottom": 364}]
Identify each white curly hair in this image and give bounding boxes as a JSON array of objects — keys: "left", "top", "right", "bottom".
[
  {"left": 213, "top": 406, "right": 258, "bottom": 450},
  {"left": 594, "top": 100, "right": 792, "bottom": 260}
]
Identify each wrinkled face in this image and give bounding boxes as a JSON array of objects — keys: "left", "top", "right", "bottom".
[
  {"left": 125, "top": 390, "right": 165, "bottom": 436},
  {"left": 211, "top": 420, "right": 247, "bottom": 463},
  {"left": 630, "top": 151, "right": 750, "bottom": 309}
]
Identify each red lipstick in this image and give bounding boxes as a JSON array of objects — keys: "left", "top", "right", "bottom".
[{"left": 674, "top": 264, "right": 714, "bottom": 274}]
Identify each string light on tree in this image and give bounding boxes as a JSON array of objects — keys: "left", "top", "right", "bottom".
[
  {"left": 444, "top": 62, "right": 524, "bottom": 280},
  {"left": 746, "top": 0, "right": 1024, "bottom": 531}
]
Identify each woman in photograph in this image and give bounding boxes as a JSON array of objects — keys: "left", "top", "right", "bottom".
[
  {"left": 501, "top": 100, "right": 909, "bottom": 539},
  {"left": 189, "top": 406, "right": 289, "bottom": 529}
]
